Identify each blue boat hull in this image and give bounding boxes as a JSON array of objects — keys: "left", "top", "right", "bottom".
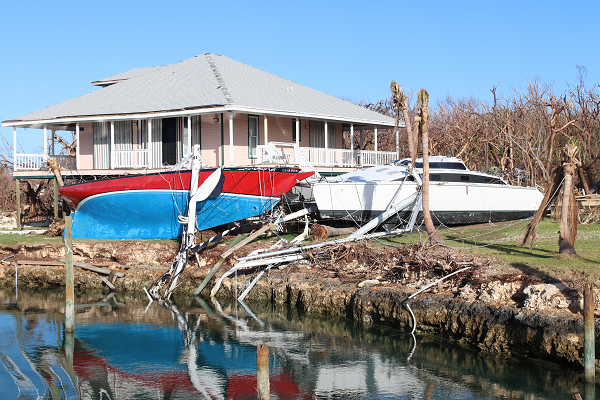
[{"left": 71, "top": 189, "right": 280, "bottom": 240}]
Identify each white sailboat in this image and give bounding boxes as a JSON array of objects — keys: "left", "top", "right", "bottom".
[{"left": 312, "top": 156, "right": 544, "bottom": 226}]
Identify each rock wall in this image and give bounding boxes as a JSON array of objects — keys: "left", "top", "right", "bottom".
[
  {"left": 0, "top": 257, "right": 595, "bottom": 369},
  {"left": 211, "top": 271, "right": 595, "bottom": 368}
]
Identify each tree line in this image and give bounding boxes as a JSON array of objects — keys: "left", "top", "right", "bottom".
[{"left": 349, "top": 67, "right": 600, "bottom": 191}]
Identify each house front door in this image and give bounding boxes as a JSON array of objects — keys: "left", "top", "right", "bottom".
[{"left": 162, "top": 118, "right": 177, "bottom": 166}]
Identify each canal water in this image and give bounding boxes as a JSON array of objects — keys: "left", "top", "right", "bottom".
[{"left": 0, "top": 287, "right": 593, "bottom": 399}]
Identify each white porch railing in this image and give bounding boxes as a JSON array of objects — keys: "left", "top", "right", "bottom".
[
  {"left": 113, "top": 149, "right": 150, "bottom": 169},
  {"left": 14, "top": 153, "right": 76, "bottom": 171},
  {"left": 257, "top": 142, "right": 397, "bottom": 170}
]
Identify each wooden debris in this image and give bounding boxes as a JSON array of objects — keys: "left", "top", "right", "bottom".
[
  {"left": 44, "top": 219, "right": 65, "bottom": 237},
  {"left": 576, "top": 194, "right": 600, "bottom": 207},
  {"left": 17, "top": 260, "right": 64, "bottom": 266},
  {"left": 59, "top": 258, "right": 125, "bottom": 277},
  {"left": 101, "top": 277, "right": 116, "bottom": 291}
]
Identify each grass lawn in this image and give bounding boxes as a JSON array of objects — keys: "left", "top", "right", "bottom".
[
  {"left": 1, "top": 218, "right": 598, "bottom": 280},
  {"left": 381, "top": 218, "right": 600, "bottom": 279},
  {"left": 0, "top": 233, "right": 63, "bottom": 247}
]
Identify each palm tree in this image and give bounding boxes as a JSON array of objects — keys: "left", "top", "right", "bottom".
[{"left": 391, "top": 83, "right": 443, "bottom": 243}]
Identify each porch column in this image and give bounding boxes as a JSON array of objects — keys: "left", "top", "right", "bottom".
[
  {"left": 12, "top": 127, "right": 16, "bottom": 172},
  {"left": 15, "top": 179, "right": 21, "bottom": 230},
  {"left": 359, "top": 128, "right": 363, "bottom": 167},
  {"left": 147, "top": 119, "right": 152, "bottom": 169},
  {"left": 110, "top": 121, "right": 115, "bottom": 169},
  {"left": 324, "top": 121, "right": 328, "bottom": 149},
  {"left": 52, "top": 129, "right": 55, "bottom": 156},
  {"left": 374, "top": 127, "right": 378, "bottom": 152},
  {"left": 76, "top": 123, "right": 80, "bottom": 170},
  {"left": 53, "top": 178, "right": 59, "bottom": 219},
  {"left": 187, "top": 115, "right": 192, "bottom": 157},
  {"left": 350, "top": 124, "right": 354, "bottom": 167},
  {"left": 264, "top": 115, "right": 268, "bottom": 145},
  {"left": 295, "top": 118, "right": 300, "bottom": 146},
  {"left": 229, "top": 112, "right": 234, "bottom": 166},
  {"left": 43, "top": 125, "right": 48, "bottom": 160}
]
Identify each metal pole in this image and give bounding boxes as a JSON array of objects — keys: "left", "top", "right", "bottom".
[
  {"left": 65, "top": 216, "right": 74, "bottom": 332},
  {"left": 584, "top": 281, "right": 595, "bottom": 383}
]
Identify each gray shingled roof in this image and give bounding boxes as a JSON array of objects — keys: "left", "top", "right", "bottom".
[{"left": 4, "top": 54, "right": 396, "bottom": 127}]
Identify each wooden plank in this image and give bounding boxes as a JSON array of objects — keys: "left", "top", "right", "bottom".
[
  {"left": 101, "top": 277, "right": 116, "bottom": 291},
  {"left": 59, "top": 258, "right": 125, "bottom": 278},
  {"left": 17, "top": 260, "right": 64, "bottom": 266},
  {"left": 17, "top": 259, "right": 121, "bottom": 271}
]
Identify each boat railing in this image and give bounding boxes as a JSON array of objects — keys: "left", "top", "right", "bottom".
[
  {"left": 14, "top": 153, "right": 76, "bottom": 171},
  {"left": 113, "top": 149, "right": 150, "bottom": 169}
]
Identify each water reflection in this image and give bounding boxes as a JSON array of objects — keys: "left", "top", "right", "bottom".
[{"left": 0, "top": 287, "right": 595, "bottom": 399}]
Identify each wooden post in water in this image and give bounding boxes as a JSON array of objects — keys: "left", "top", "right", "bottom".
[
  {"left": 584, "top": 281, "right": 595, "bottom": 384},
  {"left": 65, "top": 216, "right": 74, "bottom": 332},
  {"left": 257, "top": 343, "right": 270, "bottom": 400}
]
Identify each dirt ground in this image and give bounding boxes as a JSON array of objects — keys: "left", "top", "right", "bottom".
[{"left": 193, "top": 236, "right": 589, "bottom": 315}]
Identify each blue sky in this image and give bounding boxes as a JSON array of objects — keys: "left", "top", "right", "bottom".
[{"left": 1, "top": 0, "right": 598, "bottom": 155}]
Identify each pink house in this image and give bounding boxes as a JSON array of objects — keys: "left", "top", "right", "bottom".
[{"left": 4, "top": 54, "right": 398, "bottom": 180}]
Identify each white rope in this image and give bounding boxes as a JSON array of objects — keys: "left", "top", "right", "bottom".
[{"left": 405, "top": 266, "right": 472, "bottom": 334}]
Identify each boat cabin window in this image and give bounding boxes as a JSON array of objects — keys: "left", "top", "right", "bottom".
[
  {"left": 416, "top": 162, "right": 467, "bottom": 170},
  {"left": 483, "top": 176, "right": 504, "bottom": 184},
  {"left": 397, "top": 160, "right": 468, "bottom": 170},
  {"left": 423, "top": 173, "right": 506, "bottom": 184}
]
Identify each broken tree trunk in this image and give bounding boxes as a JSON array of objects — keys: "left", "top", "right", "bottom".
[
  {"left": 311, "top": 224, "right": 357, "bottom": 239},
  {"left": 417, "top": 89, "right": 443, "bottom": 244},
  {"left": 558, "top": 163, "right": 577, "bottom": 255},
  {"left": 47, "top": 158, "right": 64, "bottom": 187}
]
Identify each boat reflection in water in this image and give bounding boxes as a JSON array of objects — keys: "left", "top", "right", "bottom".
[{"left": 0, "top": 288, "right": 591, "bottom": 399}]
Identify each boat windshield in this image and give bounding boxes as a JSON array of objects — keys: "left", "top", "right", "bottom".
[{"left": 339, "top": 166, "right": 408, "bottom": 182}]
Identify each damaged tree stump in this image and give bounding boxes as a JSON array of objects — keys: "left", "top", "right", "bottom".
[{"left": 311, "top": 224, "right": 357, "bottom": 239}]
